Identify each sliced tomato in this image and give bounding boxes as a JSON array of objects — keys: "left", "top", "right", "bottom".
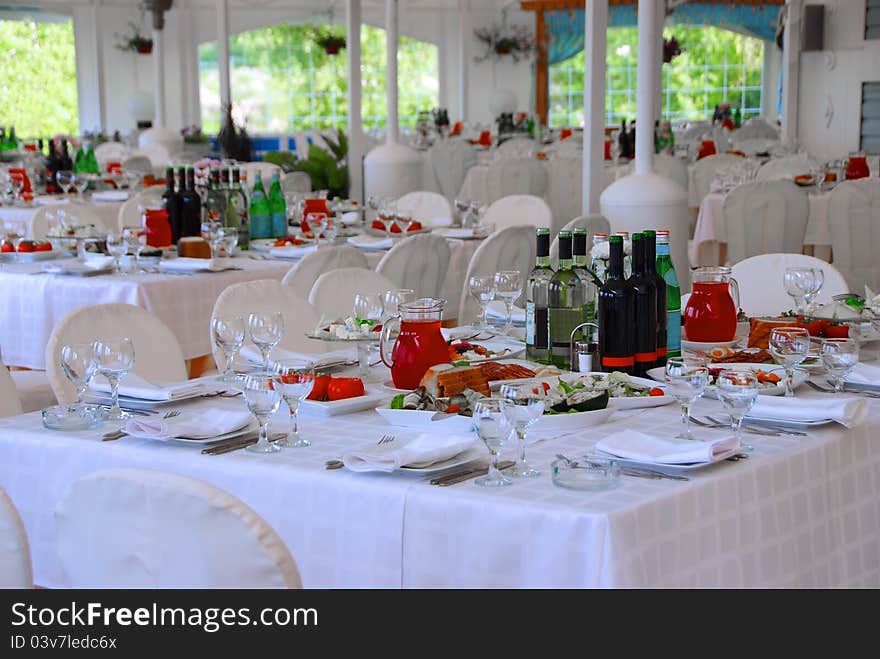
[
  {"left": 444, "top": 404, "right": 461, "bottom": 414},
  {"left": 16, "top": 240, "right": 34, "bottom": 253},
  {"left": 0, "top": 242, "right": 13, "bottom": 253},
  {"left": 307, "top": 374, "right": 332, "bottom": 401},
  {"left": 409, "top": 221, "right": 423, "bottom": 231},
  {"left": 274, "top": 238, "right": 290, "bottom": 247},
  {"left": 649, "top": 387, "right": 665, "bottom": 396},
  {"left": 327, "top": 377, "right": 365, "bottom": 401},
  {"left": 34, "top": 241, "right": 52, "bottom": 252},
  {"left": 541, "top": 382, "right": 550, "bottom": 394}
]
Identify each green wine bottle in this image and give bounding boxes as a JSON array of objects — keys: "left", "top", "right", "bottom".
[{"left": 655, "top": 229, "right": 681, "bottom": 358}]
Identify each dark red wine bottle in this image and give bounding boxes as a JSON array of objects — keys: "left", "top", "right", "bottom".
[
  {"left": 628, "top": 233, "right": 658, "bottom": 377},
  {"left": 162, "top": 167, "right": 180, "bottom": 243},
  {"left": 598, "top": 235, "right": 635, "bottom": 374},
  {"left": 643, "top": 230, "right": 667, "bottom": 367}
]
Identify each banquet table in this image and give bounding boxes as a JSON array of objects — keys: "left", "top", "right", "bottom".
[
  {"left": 0, "top": 197, "right": 123, "bottom": 236},
  {"left": 690, "top": 190, "right": 832, "bottom": 267},
  {"left": 0, "top": 378, "right": 877, "bottom": 589}
]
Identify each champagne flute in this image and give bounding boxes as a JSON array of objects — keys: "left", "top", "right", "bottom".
[
  {"left": 716, "top": 369, "right": 760, "bottom": 452},
  {"left": 468, "top": 275, "right": 495, "bottom": 329},
  {"left": 820, "top": 337, "right": 859, "bottom": 393},
  {"left": 92, "top": 338, "right": 135, "bottom": 421},
  {"left": 768, "top": 326, "right": 811, "bottom": 396},
  {"left": 211, "top": 316, "right": 246, "bottom": 382},
  {"left": 664, "top": 357, "right": 709, "bottom": 440},
  {"left": 248, "top": 311, "right": 284, "bottom": 372},
  {"left": 499, "top": 383, "right": 544, "bottom": 478},
  {"left": 271, "top": 361, "right": 316, "bottom": 448},
  {"left": 472, "top": 398, "right": 513, "bottom": 487},
  {"left": 59, "top": 343, "right": 97, "bottom": 412},
  {"left": 56, "top": 170, "right": 74, "bottom": 195},
  {"left": 241, "top": 374, "right": 282, "bottom": 454},
  {"left": 493, "top": 270, "right": 523, "bottom": 333}
]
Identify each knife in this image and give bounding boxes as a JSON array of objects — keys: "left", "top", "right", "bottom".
[
  {"left": 430, "top": 460, "right": 515, "bottom": 486},
  {"left": 201, "top": 432, "right": 284, "bottom": 455}
]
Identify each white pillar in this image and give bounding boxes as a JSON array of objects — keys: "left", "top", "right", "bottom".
[
  {"left": 781, "top": 0, "right": 802, "bottom": 144},
  {"left": 654, "top": 5, "right": 665, "bottom": 124},
  {"left": 458, "top": 0, "right": 469, "bottom": 121},
  {"left": 217, "top": 0, "right": 232, "bottom": 112},
  {"left": 347, "top": 0, "right": 364, "bottom": 203},
  {"left": 634, "top": 0, "right": 659, "bottom": 175},
  {"left": 92, "top": 3, "right": 106, "bottom": 131},
  {"left": 582, "top": 0, "right": 608, "bottom": 216},
  {"left": 153, "top": 27, "right": 166, "bottom": 127},
  {"left": 385, "top": 0, "right": 399, "bottom": 144}
]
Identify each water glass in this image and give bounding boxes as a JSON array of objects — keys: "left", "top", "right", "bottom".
[
  {"left": 242, "top": 374, "right": 282, "bottom": 454},
  {"left": 271, "top": 361, "right": 316, "bottom": 448},
  {"left": 56, "top": 170, "right": 74, "bottom": 195},
  {"left": 716, "top": 369, "right": 760, "bottom": 451},
  {"left": 74, "top": 174, "right": 90, "bottom": 197},
  {"left": 381, "top": 289, "right": 415, "bottom": 321},
  {"left": 472, "top": 398, "right": 513, "bottom": 487},
  {"left": 92, "top": 338, "right": 135, "bottom": 421},
  {"left": 212, "top": 226, "right": 238, "bottom": 259},
  {"left": 468, "top": 275, "right": 495, "bottom": 329},
  {"left": 354, "top": 293, "right": 384, "bottom": 378},
  {"left": 493, "top": 270, "right": 523, "bottom": 333},
  {"left": 248, "top": 312, "right": 284, "bottom": 372},
  {"left": 664, "top": 357, "right": 709, "bottom": 440},
  {"left": 211, "top": 316, "right": 246, "bottom": 382},
  {"left": 783, "top": 267, "right": 816, "bottom": 313},
  {"left": 499, "top": 384, "right": 544, "bottom": 478},
  {"left": 768, "top": 326, "right": 811, "bottom": 396},
  {"left": 59, "top": 343, "right": 97, "bottom": 411},
  {"left": 820, "top": 338, "right": 859, "bottom": 393},
  {"left": 804, "top": 268, "right": 824, "bottom": 307},
  {"left": 105, "top": 233, "right": 128, "bottom": 274}
]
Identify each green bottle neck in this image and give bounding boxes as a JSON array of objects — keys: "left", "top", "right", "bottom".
[
  {"left": 573, "top": 255, "right": 587, "bottom": 267},
  {"left": 535, "top": 255, "right": 550, "bottom": 269},
  {"left": 558, "top": 257, "right": 573, "bottom": 271}
]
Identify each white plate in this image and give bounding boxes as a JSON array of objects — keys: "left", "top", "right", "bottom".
[
  {"left": 442, "top": 331, "right": 526, "bottom": 364},
  {"left": 399, "top": 447, "right": 483, "bottom": 474},
  {"left": 593, "top": 447, "right": 739, "bottom": 474},
  {"left": 646, "top": 364, "right": 808, "bottom": 396},
  {"left": 41, "top": 261, "right": 113, "bottom": 276},
  {"left": 91, "top": 190, "right": 129, "bottom": 202},
  {"left": 159, "top": 419, "right": 257, "bottom": 445},
  {"left": 347, "top": 234, "right": 392, "bottom": 251},
  {"left": 84, "top": 387, "right": 229, "bottom": 411},
  {"left": 681, "top": 337, "right": 741, "bottom": 352},
  {"left": 365, "top": 225, "right": 431, "bottom": 238},
  {"left": 300, "top": 387, "right": 388, "bottom": 416},
  {"left": 432, "top": 227, "right": 486, "bottom": 240},
  {"left": 1, "top": 250, "right": 64, "bottom": 262},
  {"left": 268, "top": 244, "right": 318, "bottom": 259}
]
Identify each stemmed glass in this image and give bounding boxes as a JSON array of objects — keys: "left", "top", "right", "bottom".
[
  {"left": 56, "top": 170, "right": 74, "bottom": 195},
  {"left": 468, "top": 275, "right": 495, "bottom": 329},
  {"left": 716, "top": 369, "right": 760, "bottom": 452},
  {"left": 213, "top": 226, "right": 238, "bottom": 259},
  {"left": 73, "top": 174, "right": 90, "bottom": 198},
  {"left": 122, "top": 227, "right": 147, "bottom": 273},
  {"left": 211, "top": 316, "right": 246, "bottom": 382},
  {"left": 664, "top": 357, "right": 709, "bottom": 440},
  {"left": 59, "top": 343, "right": 98, "bottom": 412},
  {"left": 393, "top": 211, "right": 413, "bottom": 236},
  {"left": 378, "top": 198, "right": 396, "bottom": 240},
  {"left": 105, "top": 232, "right": 128, "bottom": 274},
  {"left": 820, "top": 337, "right": 859, "bottom": 393},
  {"left": 241, "top": 374, "right": 283, "bottom": 454},
  {"left": 381, "top": 289, "right": 414, "bottom": 321},
  {"left": 768, "top": 326, "right": 811, "bottom": 396},
  {"left": 783, "top": 267, "right": 816, "bottom": 314},
  {"left": 804, "top": 268, "right": 824, "bottom": 307},
  {"left": 8, "top": 172, "right": 24, "bottom": 204},
  {"left": 493, "top": 270, "right": 523, "bottom": 333},
  {"left": 472, "top": 398, "right": 513, "bottom": 487},
  {"left": 248, "top": 311, "right": 284, "bottom": 372},
  {"left": 91, "top": 338, "right": 135, "bottom": 421},
  {"left": 498, "top": 383, "right": 544, "bottom": 478},
  {"left": 354, "top": 293, "right": 384, "bottom": 379},
  {"left": 271, "top": 361, "right": 316, "bottom": 448}
]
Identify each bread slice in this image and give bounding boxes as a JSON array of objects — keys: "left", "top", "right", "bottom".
[{"left": 437, "top": 366, "right": 490, "bottom": 397}]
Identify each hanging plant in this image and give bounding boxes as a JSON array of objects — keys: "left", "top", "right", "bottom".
[
  {"left": 474, "top": 20, "right": 536, "bottom": 63},
  {"left": 114, "top": 22, "right": 153, "bottom": 54},
  {"left": 663, "top": 36, "right": 683, "bottom": 64},
  {"left": 312, "top": 28, "right": 346, "bottom": 55}
]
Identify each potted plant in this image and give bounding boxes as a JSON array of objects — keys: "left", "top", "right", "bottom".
[
  {"left": 293, "top": 129, "right": 349, "bottom": 198},
  {"left": 115, "top": 22, "right": 153, "bottom": 54},
  {"left": 663, "top": 36, "right": 683, "bottom": 64},
  {"left": 474, "top": 21, "right": 536, "bottom": 63},
  {"left": 216, "top": 104, "right": 252, "bottom": 162},
  {"left": 181, "top": 125, "right": 208, "bottom": 144},
  {"left": 313, "top": 28, "right": 346, "bottom": 56}
]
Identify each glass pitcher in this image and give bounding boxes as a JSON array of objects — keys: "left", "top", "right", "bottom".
[
  {"left": 683, "top": 267, "right": 740, "bottom": 343},
  {"left": 380, "top": 298, "right": 450, "bottom": 390},
  {"left": 845, "top": 153, "right": 870, "bottom": 180}
]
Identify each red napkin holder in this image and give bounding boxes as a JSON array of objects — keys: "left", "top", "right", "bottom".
[
  {"left": 448, "top": 121, "right": 463, "bottom": 137},
  {"left": 604, "top": 139, "right": 612, "bottom": 160},
  {"left": 8, "top": 168, "right": 32, "bottom": 193},
  {"left": 478, "top": 131, "right": 492, "bottom": 147}
]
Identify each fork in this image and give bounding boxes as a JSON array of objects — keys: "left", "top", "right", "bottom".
[
  {"left": 690, "top": 416, "right": 780, "bottom": 437},
  {"left": 377, "top": 434, "right": 395, "bottom": 445},
  {"left": 102, "top": 409, "right": 181, "bottom": 441}
]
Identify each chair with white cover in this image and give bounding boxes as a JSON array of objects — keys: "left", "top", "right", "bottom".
[
  {"left": 731, "top": 253, "right": 849, "bottom": 317},
  {"left": 121, "top": 155, "right": 153, "bottom": 175},
  {"left": 653, "top": 153, "right": 689, "bottom": 193},
  {"left": 55, "top": 468, "right": 301, "bottom": 588},
  {"left": 828, "top": 179, "right": 880, "bottom": 290},
  {"left": 755, "top": 154, "right": 818, "bottom": 181},
  {"left": 93, "top": 142, "right": 131, "bottom": 169},
  {"left": 428, "top": 138, "right": 478, "bottom": 200},
  {"left": 45, "top": 304, "right": 188, "bottom": 406},
  {"left": 132, "top": 144, "right": 170, "bottom": 170},
  {"left": 458, "top": 225, "right": 535, "bottom": 323},
  {"left": 485, "top": 159, "right": 548, "bottom": 200},
  {"left": 483, "top": 195, "right": 552, "bottom": 233},
  {"left": 243, "top": 162, "right": 283, "bottom": 187},
  {"left": 549, "top": 214, "right": 611, "bottom": 265},
  {"left": 280, "top": 245, "right": 369, "bottom": 299},
  {"left": 0, "top": 488, "right": 32, "bottom": 588},
  {"left": 395, "top": 191, "right": 453, "bottom": 228},
  {"left": 281, "top": 171, "right": 312, "bottom": 195},
  {"left": 0, "top": 353, "right": 24, "bottom": 418},
  {"left": 722, "top": 180, "right": 808, "bottom": 266},
  {"left": 116, "top": 197, "right": 142, "bottom": 233},
  {"left": 376, "top": 233, "right": 451, "bottom": 299},
  {"left": 8, "top": 369, "right": 55, "bottom": 414},
  {"left": 28, "top": 204, "right": 102, "bottom": 240},
  {"left": 309, "top": 268, "right": 398, "bottom": 320},
  {"left": 732, "top": 116, "right": 780, "bottom": 141},
  {"left": 135, "top": 186, "right": 166, "bottom": 207},
  {"left": 211, "top": 280, "right": 326, "bottom": 371},
  {"left": 688, "top": 153, "right": 745, "bottom": 208}
]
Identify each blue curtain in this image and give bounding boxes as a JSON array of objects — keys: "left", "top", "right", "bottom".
[{"left": 545, "top": 3, "right": 781, "bottom": 65}]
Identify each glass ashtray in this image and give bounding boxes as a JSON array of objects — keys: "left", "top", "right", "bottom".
[
  {"left": 41, "top": 404, "right": 104, "bottom": 431},
  {"left": 551, "top": 457, "right": 620, "bottom": 491}
]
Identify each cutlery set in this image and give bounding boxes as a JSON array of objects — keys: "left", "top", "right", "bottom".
[
  {"left": 557, "top": 454, "right": 692, "bottom": 481},
  {"left": 805, "top": 380, "right": 880, "bottom": 399},
  {"left": 689, "top": 416, "right": 806, "bottom": 437},
  {"left": 101, "top": 409, "right": 180, "bottom": 441},
  {"left": 201, "top": 432, "right": 286, "bottom": 455}
]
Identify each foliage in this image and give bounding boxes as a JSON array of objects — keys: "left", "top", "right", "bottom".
[
  {"left": 216, "top": 104, "right": 252, "bottom": 161},
  {"left": 474, "top": 21, "right": 536, "bottom": 63},
  {"left": 181, "top": 125, "right": 208, "bottom": 143},
  {"left": 293, "top": 128, "right": 349, "bottom": 197},
  {"left": 114, "top": 22, "right": 152, "bottom": 52},
  {"left": 262, "top": 151, "right": 297, "bottom": 172},
  {"left": 311, "top": 27, "right": 346, "bottom": 54}
]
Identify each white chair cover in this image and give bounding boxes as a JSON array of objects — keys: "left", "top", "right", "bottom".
[
  {"left": 730, "top": 137, "right": 780, "bottom": 157},
  {"left": 376, "top": 233, "right": 451, "bottom": 299},
  {"left": 243, "top": 162, "right": 283, "bottom": 187},
  {"left": 731, "top": 253, "right": 849, "bottom": 317},
  {"left": 45, "top": 303, "right": 188, "bottom": 405},
  {"left": 653, "top": 153, "right": 689, "bottom": 192},
  {"left": 211, "top": 279, "right": 326, "bottom": 371},
  {"left": 427, "top": 139, "right": 478, "bottom": 200},
  {"left": 116, "top": 197, "right": 143, "bottom": 233},
  {"left": 281, "top": 245, "right": 369, "bottom": 299},
  {"left": 549, "top": 214, "right": 611, "bottom": 265},
  {"left": 458, "top": 225, "right": 535, "bottom": 322},
  {"left": 723, "top": 180, "right": 809, "bottom": 266},
  {"left": 281, "top": 171, "right": 312, "bottom": 195},
  {"left": 0, "top": 354, "right": 24, "bottom": 418},
  {"left": 395, "top": 191, "right": 453, "bottom": 227},
  {"left": 483, "top": 194, "right": 552, "bottom": 233},
  {"left": 828, "top": 179, "right": 880, "bottom": 290},
  {"left": 688, "top": 153, "right": 745, "bottom": 207},
  {"left": 132, "top": 144, "right": 170, "bottom": 170},
  {"left": 755, "top": 154, "right": 818, "bottom": 181},
  {"left": 731, "top": 116, "right": 780, "bottom": 141},
  {"left": 93, "top": 142, "right": 131, "bottom": 168},
  {"left": 485, "top": 159, "right": 548, "bottom": 200},
  {"left": 135, "top": 186, "right": 166, "bottom": 207},
  {"left": 0, "top": 488, "right": 32, "bottom": 588},
  {"left": 122, "top": 155, "right": 154, "bottom": 175},
  {"left": 9, "top": 370, "right": 55, "bottom": 414},
  {"left": 544, "top": 155, "right": 583, "bottom": 235},
  {"left": 494, "top": 136, "right": 535, "bottom": 158},
  {"left": 28, "top": 203, "right": 103, "bottom": 240},
  {"left": 308, "top": 268, "right": 398, "bottom": 320},
  {"left": 55, "top": 468, "right": 301, "bottom": 588}
]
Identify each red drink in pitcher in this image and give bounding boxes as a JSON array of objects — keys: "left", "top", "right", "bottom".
[
  {"left": 380, "top": 298, "right": 450, "bottom": 389},
  {"left": 683, "top": 267, "right": 740, "bottom": 343}
]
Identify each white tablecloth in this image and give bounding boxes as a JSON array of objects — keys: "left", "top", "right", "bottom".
[
  {"left": 1, "top": 385, "right": 877, "bottom": 588},
  {"left": 690, "top": 191, "right": 831, "bottom": 267},
  {"left": 0, "top": 198, "right": 123, "bottom": 236}
]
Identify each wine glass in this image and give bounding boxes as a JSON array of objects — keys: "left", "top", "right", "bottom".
[
  {"left": 247, "top": 311, "right": 284, "bottom": 372},
  {"left": 716, "top": 369, "right": 760, "bottom": 452},
  {"left": 472, "top": 398, "right": 513, "bottom": 488},
  {"left": 468, "top": 275, "right": 495, "bottom": 329},
  {"left": 91, "top": 338, "right": 135, "bottom": 421},
  {"left": 768, "top": 326, "right": 811, "bottom": 397},
  {"left": 211, "top": 316, "right": 246, "bottom": 382},
  {"left": 200, "top": 220, "right": 220, "bottom": 257},
  {"left": 59, "top": 343, "right": 97, "bottom": 412},
  {"left": 213, "top": 226, "right": 238, "bottom": 259},
  {"left": 783, "top": 267, "right": 815, "bottom": 314},
  {"left": 56, "top": 170, "right": 74, "bottom": 195},
  {"left": 105, "top": 232, "right": 128, "bottom": 274},
  {"left": 354, "top": 293, "right": 384, "bottom": 379},
  {"left": 8, "top": 172, "right": 24, "bottom": 203},
  {"left": 393, "top": 211, "right": 413, "bottom": 235},
  {"left": 493, "top": 270, "right": 523, "bottom": 333},
  {"left": 241, "top": 374, "right": 282, "bottom": 454},
  {"left": 122, "top": 227, "right": 146, "bottom": 273},
  {"left": 378, "top": 198, "right": 396, "bottom": 239},
  {"left": 804, "top": 268, "right": 825, "bottom": 307},
  {"left": 820, "top": 337, "right": 859, "bottom": 393},
  {"left": 381, "top": 289, "right": 414, "bottom": 321},
  {"left": 73, "top": 173, "right": 90, "bottom": 198},
  {"left": 271, "top": 361, "right": 316, "bottom": 448},
  {"left": 664, "top": 357, "right": 709, "bottom": 440},
  {"left": 498, "top": 383, "right": 544, "bottom": 478}
]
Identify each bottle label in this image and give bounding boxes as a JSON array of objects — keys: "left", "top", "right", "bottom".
[
  {"left": 525, "top": 301, "right": 535, "bottom": 345},
  {"left": 664, "top": 269, "right": 681, "bottom": 299},
  {"left": 667, "top": 310, "right": 682, "bottom": 354},
  {"left": 602, "top": 355, "right": 635, "bottom": 368},
  {"left": 656, "top": 346, "right": 668, "bottom": 358},
  {"left": 635, "top": 352, "right": 657, "bottom": 364}
]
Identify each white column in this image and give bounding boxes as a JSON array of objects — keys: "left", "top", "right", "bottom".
[
  {"left": 634, "top": 0, "right": 660, "bottom": 175},
  {"left": 458, "top": 0, "right": 469, "bottom": 121},
  {"left": 582, "top": 0, "right": 608, "bottom": 216},
  {"left": 654, "top": 4, "right": 665, "bottom": 124},
  {"left": 385, "top": 0, "right": 399, "bottom": 144},
  {"left": 217, "top": 0, "right": 232, "bottom": 112},
  {"left": 347, "top": 0, "right": 364, "bottom": 203},
  {"left": 781, "top": 0, "right": 802, "bottom": 144},
  {"left": 92, "top": 2, "right": 106, "bottom": 131},
  {"left": 177, "top": 4, "right": 191, "bottom": 127},
  {"left": 153, "top": 27, "right": 166, "bottom": 127}
]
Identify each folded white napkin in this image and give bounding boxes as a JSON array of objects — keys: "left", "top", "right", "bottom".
[
  {"left": 486, "top": 300, "right": 526, "bottom": 323},
  {"left": 595, "top": 430, "right": 739, "bottom": 465},
  {"left": 342, "top": 433, "right": 476, "bottom": 473},
  {"left": 268, "top": 244, "right": 318, "bottom": 259},
  {"left": 347, "top": 235, "right": 392, "bottom": 250},
  {"left": 33, "top": 195, "right": 67, "bottom": 206},
  {"left": 90, "top": 373, "right": 214, "bottom": 401},
  {"left": 240, "top": 345, "right": 355, "bottom": 368},
  {"left": 435, "top": 227, "right": 476, "bottom": 239},
  {"left": 42, "top": 258, "right": 113, "bottom": 275},
  {"left": 91, "top": 190, "right": 129, "bottom": 202},
  {"left": 158, "top": 257, "right": 217, "bottom": 273},
  {"left": 123, "top": 409, "right": 252, "bottom": 440},
  {"left": 340, "top": 211, "right": 361, "bottom": 226},
  {"left": 748, "top": 396, "right": 867, "bottom": 428},
  {"left": 423, "top": 215, "right": 453, "bottom": 228},
  {"left": 844, "top": 362, "right": 880, "bottom": 386}
]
